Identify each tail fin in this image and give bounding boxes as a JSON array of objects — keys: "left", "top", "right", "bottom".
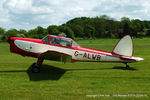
[{"left": 112, "top": 35, "right": 133, "bottom": 57}]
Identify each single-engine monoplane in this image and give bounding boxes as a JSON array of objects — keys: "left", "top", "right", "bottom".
[{"left": 7, "top": 35, "right": 144, "bottom": 73}]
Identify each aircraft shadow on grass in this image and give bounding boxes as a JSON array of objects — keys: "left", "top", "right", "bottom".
[
  {"left": 0, "top": 64, "right": 67, "bottom": 81},
  {"left": 0, "top": 65, "right": 137, "bottom": 81},
  {"left": 27, "top": 64, "right": 67, "bottom": 81},
  {"left": 68, "top": 66, "right": 137, "bottom": 71},
  {"left": 27, "top": 65, "right": 137, "bottom": 81},
  {"left": 112, "top": 66, "right": 137, "bottom": 70}
]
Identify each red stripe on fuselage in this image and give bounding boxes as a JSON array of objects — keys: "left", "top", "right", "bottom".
[
  {"left": 10, "top": 37, "right": 44, "bottom": 44},
  {"left": 75, "top": 46, "right": 112, "bottom": 56},
  {"left": 9, "top": 37, "right": 114, "bottom": 58}
]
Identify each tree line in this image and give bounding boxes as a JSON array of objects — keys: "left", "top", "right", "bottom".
[{"left": 1, "top": 15, "right": 150, "bottom": 41}]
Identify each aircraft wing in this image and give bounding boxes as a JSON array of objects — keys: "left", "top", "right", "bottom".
[{"left": 39, "top": 50, "right": 72, "bottom": 63}]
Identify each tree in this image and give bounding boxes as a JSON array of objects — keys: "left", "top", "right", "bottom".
[
  {"left": 146, "top": 29, "right": 150, "bottom": 36},
  {"left": 27, "top": 28, "right": 38, "bottom": 38},
  {"left": 131, "top": 19, "right": 142, "bottom": 37},
  {"left": 19, "top": 29, "right": 26, "bottom": 34},
  {"left": 120, "top": 17, "right": 131, "bottom": 37},
  {"left": 47, "top": 25, "right": 60, "bottom": 35},
  {"left": 0, "top": 27, "right": 5, "bottom": 35},
  {"left": 6, "top": 29, "right": 19, "bottom": 37},
  {"left": 99, "top": 15, "right": 112, "bottom": 20},
  {"left": 121, "top": 17, "right": 130, "bottom": 22},
  {"left": 123, "top": 22, "right": 130, "bottom": 35},
  {"left": 70, "top": 25, "right": 84, "bottom": 37},
  {"left": 93, "top": 17, "right": 106, "bottom": 38},
  {"left": 84, "top": 24, "right": 95, "bottom": 38},
  {"left": 37, "top": 26, "right": 44, "bottom": 34},
  {"left": 58, "top": 26, "right": 75, "bottom": 39},
  {"left": 0, "top": 27, "right": 5, "bottom": 41},
  {"left": 28, "top": 28, "right": 37, "bottom": 34}
]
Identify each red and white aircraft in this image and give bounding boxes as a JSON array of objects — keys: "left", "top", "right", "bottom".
[{"left": 7, "top": 35, "right": 144, "bottom": 72}]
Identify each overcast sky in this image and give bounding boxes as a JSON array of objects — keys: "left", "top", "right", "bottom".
[{"left": 0, "top": 0, "right": 150, "bottom": 30}]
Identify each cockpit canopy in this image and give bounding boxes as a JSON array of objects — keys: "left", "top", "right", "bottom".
[{"left": 42, "top": 35, "right": 79, "bottom": 47}]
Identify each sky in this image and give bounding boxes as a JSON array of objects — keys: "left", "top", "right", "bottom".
[{"left": 0, "top": 0, "right": 150, "bottom": 30}]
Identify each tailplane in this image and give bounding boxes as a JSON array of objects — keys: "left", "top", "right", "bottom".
[{"left": 112, "top": 35, "right": 133, "bottom": 57}]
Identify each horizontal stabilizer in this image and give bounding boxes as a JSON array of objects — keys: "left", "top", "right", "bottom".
[{"left": 120, "top": 56, "right": 144, "bottom": 62}]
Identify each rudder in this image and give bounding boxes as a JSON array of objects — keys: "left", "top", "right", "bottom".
[{"left": 112, "top": 35, "right": 133, "bottom": 57}]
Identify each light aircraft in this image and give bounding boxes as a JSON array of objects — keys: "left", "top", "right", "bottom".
[{"left": 6, "top": 35, "right": 144, "bottom": 73}]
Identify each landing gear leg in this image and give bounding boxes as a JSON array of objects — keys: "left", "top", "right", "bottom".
[{"left": 32, "top": 57, "right": 44, "bottom": 73}]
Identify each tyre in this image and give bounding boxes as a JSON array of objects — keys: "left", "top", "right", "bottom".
[
  {"left": 126, "top": 65, "right": 130, "bottom": 69},
  {"left": 31, "top": 63, "right": 40, "bottom": 73}
]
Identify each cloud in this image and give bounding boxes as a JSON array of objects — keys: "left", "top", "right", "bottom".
[
  {"left": 93, "top": 0, "right": 150, "bottom": 20},
  {"left": 0, "top": 0, "right": 150, "bottom": 30}
]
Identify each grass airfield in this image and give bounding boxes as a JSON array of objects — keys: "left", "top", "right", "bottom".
[{"left": 0, "top": 38, "right": 150, "bottom": 100}]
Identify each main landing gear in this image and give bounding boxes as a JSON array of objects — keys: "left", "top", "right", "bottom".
[{"left": 31, "top": 57, "right": 44, "bottom": 73}]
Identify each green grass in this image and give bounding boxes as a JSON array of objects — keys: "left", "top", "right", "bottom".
[{"left": 0, "top": 38, "right": 150, "bottom": 100}]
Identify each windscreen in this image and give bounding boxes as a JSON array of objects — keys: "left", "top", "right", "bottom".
[
  {"left": 42, "top": 35, "right": 49, "bottom": 43},
  {"left": 72, "top": 40, "right": 79, "bottom": 46}
]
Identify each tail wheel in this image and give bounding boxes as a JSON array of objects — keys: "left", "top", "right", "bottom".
[
  {"left": 31, "top": 63, "right": 40, "bottom": 73},
  {"left": 125, "top": 63, "right": 130, "bottom": 69},
  {"left": 126, "top": 65, "right": 130, "bottom": 69}
]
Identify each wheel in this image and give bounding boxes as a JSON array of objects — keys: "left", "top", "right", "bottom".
[
  {"left": 31, "top": 63, "right": 40, "bottom": 73},
  {"left": 32, "top": 66, "right": 40, "bottom": 73},
  {"left": 31, "top": 63, "right": 36, "bottom": 67}
]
